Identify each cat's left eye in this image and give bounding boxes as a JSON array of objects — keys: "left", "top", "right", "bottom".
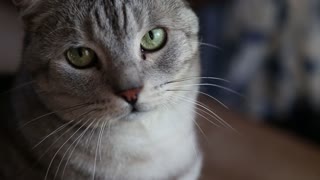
[
  {"left": 141, "top": 28, "right": 167, "bottom": 52},
  {"left": 66, "top": 47, "right": 97, "bottom": 69}
]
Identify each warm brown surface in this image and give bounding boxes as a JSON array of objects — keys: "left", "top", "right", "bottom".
[{"left": 198, "top": 96, "right": 320, "bottom": 180}]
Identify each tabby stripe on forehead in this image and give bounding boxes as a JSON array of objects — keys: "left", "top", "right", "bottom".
[
  {"left": 122, "top": 3, "right": 128, "bottom": 34},
  {"left": 101, "top": 0, "right": 108, "bottom": 20},
  {"left": 109, "top": 0, "right": 115, "bottom": 5},
  {"left": 102, "top": 0, "right": 118, "bottom": 33},
  {"left": 94, "top": 9, "right": 103, "bottom": 29}
]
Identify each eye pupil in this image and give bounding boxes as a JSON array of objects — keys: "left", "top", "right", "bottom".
[
  {"left": 149, "top": 31, "right": 154, "bottom": 40},
  {"left": 78, "top": 48, "right": 83, "bottom": 57}
]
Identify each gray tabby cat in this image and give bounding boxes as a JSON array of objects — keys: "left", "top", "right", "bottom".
[{"left": 1, "top": 0, "right": 202, "bottom": 179}]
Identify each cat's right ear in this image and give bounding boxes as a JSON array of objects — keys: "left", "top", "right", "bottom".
[{"left": 12, "top": 0, "right": 40, "bottom": 14}]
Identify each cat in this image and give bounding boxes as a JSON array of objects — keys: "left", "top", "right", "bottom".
[{"left": 0, "top": 0, "right": 202, "bottom": 179}]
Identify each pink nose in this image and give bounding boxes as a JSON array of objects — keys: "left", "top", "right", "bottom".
[{"left": 118, "top": 87, "right": 142, "bottom": 105}]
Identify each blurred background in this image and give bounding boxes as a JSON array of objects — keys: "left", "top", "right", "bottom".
[
  {"left": 1, "top": 0, "right": 320, "bottom": 179},
  {"left": 191, "top": 0, "right": 320, "bottom": 144}
]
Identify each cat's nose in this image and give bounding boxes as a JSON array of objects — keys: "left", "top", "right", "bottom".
[{"left": 117, "top": 87, "right": 142, "bottom": 105}]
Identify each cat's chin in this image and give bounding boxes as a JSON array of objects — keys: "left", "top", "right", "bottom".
[{"left": 124, "top": 111, "right": 144, "bottom": 120}]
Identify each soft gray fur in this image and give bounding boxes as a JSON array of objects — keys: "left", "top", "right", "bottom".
[{"left": 1, "top": 0, "right": 202, "bottom": 179}]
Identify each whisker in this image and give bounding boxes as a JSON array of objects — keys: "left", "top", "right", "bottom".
[
  {"left": 54, "top": 119, "right": 95, "bottom": 180},
  {"left": 197, "top": 91, "right": 229, "bottom": 109},
  {"left": 167, "top": 89, "right": 229, "bottom": 110},
  {"left": 174, "top": 94, "right": 237, "bottom": 132},
  {"left": 32, "top": 120, "right": 74, "bottom": 150},
  {"left": 168, "top": 95, "right": 221, "bottom": 128},
  {"left": 195, "top": 102, "right": 236, "bottom": 131},
  {"left": 17, "top": 110, "right": 94, "bottom": 178},
  {"left": 165, "top": 76, "right": 230, "bottom": 85},
  {"left": 194, "top": 107, "right": 222, "bottom": 128},
  {"left": 108, "top": 119, "right": 113, "bottom": 133},
  {"left": 194, "top": 118, "right": 209, "bottom": 143},
  {"left": 92, "top": 122, "right": 101, "bottom": 180},
  {"left": 19, "top": 102, "right": 92, "bottom": 129},
  {"left": 35, "top": 110, "right": 96, "bottom": 164},
  {"left": 169, "top": 83, "right": 244, "bottom": 98},
  {"left": 98, "top": 120, "right": 108, "bottom": 161},
  {"left": 86, "top": 122, "right": 98, "bottom": 150},
  {"left": 62, "top": 119, "right": 100, "bottom": 180},
  {"left": 199, "top": 42, "right": 223, "bottom": 51},
  {"left": 104, "top": 119, "right": 113, "bottom": 145},
  {"left": 44, "top": 117, "right": 93, "bottom": 180},
  {"left": 174, "top": 95, "right": 225, "bottom": 128},
  {"left": 165, "top": 95, "right": 209, "bottom": 142}
]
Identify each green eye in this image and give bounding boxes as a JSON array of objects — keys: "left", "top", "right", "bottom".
[
  {"left": 66, "top": 47, "right": 97, "bottom": 68},
  {"left": 141, "top": 28, "right": 167, "bottom": 52}
]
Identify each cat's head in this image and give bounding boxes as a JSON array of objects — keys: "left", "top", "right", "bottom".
[{"left": 15, "top": 0, "right": 200, "bottom": 125}]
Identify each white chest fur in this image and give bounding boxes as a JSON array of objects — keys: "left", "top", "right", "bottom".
[{"left": 71, "top": 100, "right": 202, "bottom": 180}]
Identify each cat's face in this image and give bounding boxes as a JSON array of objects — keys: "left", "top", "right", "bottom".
[{"left": 19, "top": 0, "right": 200, "bottom": 125}]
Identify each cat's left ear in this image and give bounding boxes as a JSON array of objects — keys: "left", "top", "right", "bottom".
[{"left": 12, "top": 0, "right": 40, "bottom": 14}]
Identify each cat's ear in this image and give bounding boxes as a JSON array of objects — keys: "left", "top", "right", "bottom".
[{"left": 12, "top": 0, "right": 40, "bottom": 14}]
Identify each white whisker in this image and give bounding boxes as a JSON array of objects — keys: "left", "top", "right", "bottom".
[
  {"left": 32, "top": 120, "right": 74, "bottom": 150},
  {"left": 170, "top": 95, "right": 222, "bottom": 128},
  {"left": 174, "top": 94, "right": 237, "bottom": 132},
  {"left": 98, "top": 120, "right": 107, "bottom": 161},
  {"left": 167, "top": 89, "right": 229, "bottom": 110},
  {"left": 62, "top": 119, "right": 100, "bottom": 180},
  {"left": 166, "top": 76, "right": 230, "bottom": 84},
  {"left": 197, "top": 91, "right": 229, "bottom": 109},
  {"left": 54, "top": 119, "right": 95, "bottom": 180},
  {"left": 170, "top": 83, "right": 244, "bottom": 98},
  {"left": 86, "top": 124, "right": 97, "bottom": 150},
  {"left": 44, "top": 117, "right": 93, "bottom": 180},
  {"left": 174, "top": 95, "right": 224, "bottom": 128},
  {"left": 19, "top": 102, "right": 91, "bottom": 129},
  {"left": 35, "top": 110, "right": 95, "bottom": 165},
  {"left": 194, "top": 107, "right": 221, "bottom": 128},
  {"left": 199, "top": 42, "right": 222, "bottom": 50},
  {"left": 105, "top": 120, "right": 113, "bottom": 143},
  {"left": 92, "top": 123, "right": 100, "bottom": 180},
  {"left": 194, "top": 119, "right": 209, "bottom": 143}
]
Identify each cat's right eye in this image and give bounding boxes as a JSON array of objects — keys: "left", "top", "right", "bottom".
[
  {"left": 141, "top": 28, "right": 167, "bottom": 52},
  {"left": 66, "top": 47, "right": 97, "bottom": 69}
]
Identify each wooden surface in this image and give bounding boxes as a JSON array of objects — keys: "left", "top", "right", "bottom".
[{"left": 198, "top": 96, "right": 320, "bottom": 180}]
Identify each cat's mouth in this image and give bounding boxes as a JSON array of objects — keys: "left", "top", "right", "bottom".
[
  {"left": 129, "top": 105, "right": 148, "bottom": 115},
  {"left": 131, "top": 106, "right": 139, "bottom": 113},
  {"left": 125, "top": 103, "right": 152, "bottom": 118},
  {"left": 129, "top": 102, "right": 154, "bottom": 113}
]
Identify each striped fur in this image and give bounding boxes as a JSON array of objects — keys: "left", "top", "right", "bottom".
[{"left": 2, "top": 0, "right": 202, "bottom": 179}]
